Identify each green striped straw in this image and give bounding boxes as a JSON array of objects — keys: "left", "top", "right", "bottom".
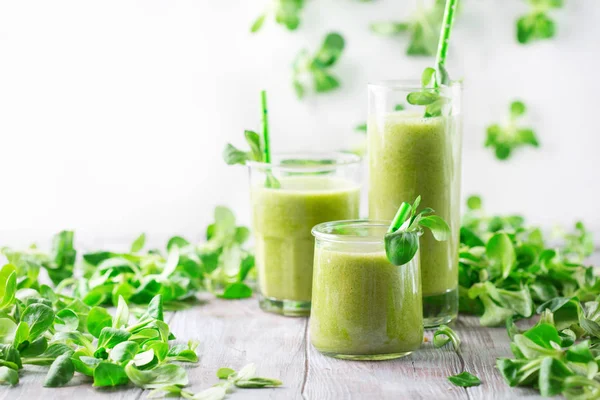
[
  {"left": 434, "top": 0, "right": 458, "bottom": 84},
  {"left": 388, "top": 202, "right": 412, "bottom": 234},
  {"left": 260, "top": 90, "right": 271, "bottom": 163}
]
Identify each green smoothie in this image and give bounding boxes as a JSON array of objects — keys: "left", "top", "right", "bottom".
[
  {"left": 251, "top": 176, "right": 360, "bottom": 307},
  {"left": 310, "top": 243, "right": 423, "bottom": 358},
  {"left": 368, "top": 110, "right": 461, "bottom": 324}
]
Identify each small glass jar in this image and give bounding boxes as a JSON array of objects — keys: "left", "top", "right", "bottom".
[
  {"left": 368, "top": 80, "right": 462, "bottom": 327},
  {"left": 248, "top": 153, "right": 361, "bottom": 316},
  {"left": 310, "top": 220, "right": 423, "bottom": 360}
]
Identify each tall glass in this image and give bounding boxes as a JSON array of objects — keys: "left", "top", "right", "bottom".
[
  {"left": 368, "top": 80, "right": 462, "bottom": 327},
  {"left": 248, "top": 153, "right": 361, "bottom": 316},
  {"left": 310, "top": 220, "right": 423, "bottom": 360}
]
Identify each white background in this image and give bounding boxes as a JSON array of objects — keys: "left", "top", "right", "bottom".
[{"left": 0, "top": 0, "right": 598, "bottom": 248}]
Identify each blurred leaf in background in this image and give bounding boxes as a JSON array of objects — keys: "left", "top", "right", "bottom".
[
  {"left": 370, "top": 0, "right": 446, "bottom": 56},
  {"left": 485, "top": 100, "right": 540, "bottom": 160},
  {"left": 250, "top": 0, "right": 305, "bottom": 33},
  {"left": 292, "top": 33, "right": 346, "bottom": 99},
  {"left": 517, "top": 0, "right": 564, "bottom": 44}
]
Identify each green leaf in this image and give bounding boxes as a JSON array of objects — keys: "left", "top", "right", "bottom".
[
  {"left": 143, "top": 295, "right": 165, "bottom": 322},
  {"left": 538, "top": 357, "right": 572, "bottom": 397},
  {"left": 223, "top": 144, "right": 250, "bottom": 166},
  {"left": 523, "top": 323, "right": 562, "bottom": 350},
  {"left": 0, "top": 344, "right": 21, "bottom": 369},
  {"left": 313, "top": 33, "right": 345, "bottom": 68},
  {"left": 54, "top": 309, "right": 79, "bottom": 333},
  {"left": 536, "top": 298, "right": 580, "bottom": 331},
  {"left": 21, "top": 303, "right": 54, "bottom": 341},
  {"left": 419, "top": 215, "right": 451, "bottom": 241},
  {"left": 384, "top": 231, "right": 419, "bottom": 266},
  {"left": 421, "top": 67, "right": 436, "bottom": 87},
  {"left": 293, "top": 80, "right": 305, "bottom": 99},
  {"left": 274, "top": 0, "right": 303, "bottom": 30},
  {"left": 516, "top": 129, "right": 539, "bottom": 146},
  {"left": 217, "top": 367, "right": 235, "bottom": 379},
  {"left": 110, "top": 341, "right": 140, "bottom": 364},
  {"left": 131, "top": 233, "right": 146, "bottom": 253},
  {"left": 497, "top": 286, "right": 533, "bottom": 318},
  {"left": 13, "top": 321, "right": 30, "bottom": 349},
  {"left": 44, "top": 353, "right": 75, "bottom": 387},
  {"left": 166, "top": 341, "right": 199, "bottom": 363},
  {"left": 485, "top": 233, "right": 515, "bottom": 279},
  {"left": 496, "top": 358, "right": 541, "bottom": 387},
  {"left": 97, "top": 327, "right": 132, "bottom": 351},
  {"left": 510, "top": 101, "right": 526, "bottom": 118},
  {"left": 217, "top": 282, "right": 253, "bottom": 300},
  {"left": 425, "top": 98, "right": 448, "bottom": 117},
  {"left": 167, "top": 236, "right": 190, "bottom": 251},
  {"left": 46, "top": 231, "right": 76, "bottom": 285},
  {"left": 235, "top": 377, "right": 283, "bottom": 388},
  {"left": 466, "top": 196, "right": 482, "bottom": 210},
  {"left": 479, "top": 294, "right": 515, "bottom": 327},
  {"left": 87, "top": 306, "right": 113, "bottom": 338},
  {"left": 72, "top": 354, "right": 101, "bottom": 376},
  {"left": 93, "top": 362, "right": 130, "bottom": 387},
  {"left": 565, "top": 340, "right": 594, "bottom": 363},
  {"left": 370, "top": 21, "right": 410, "bottom": 35},
  {"left": 244, "top": 130, "right": 262, "bottom": 162},
  {"left": 113, "top": 295, "right": 130, "bottom": 329},
  {"left": 0, "top": 366, "right": 18, "bottom": 385},
  {"left": 406, "top": 91, "right": 438, "bottom": 105},
  {"left": 313, "top": 71, "right": 340, "bottom": 93},
  {"left": 19, "top": 336, "right": 47, "bottom": 357},
  {"left": 433, "top": 325, "right": 461, "bottom": 353},
  {"left": 448, "top": 371, "right": 481, "bottom": 387},
  {"left": 355, "top": 123, "right": 367, "bottom": 133},
  {"left": 0, "top": 266, "right": 17, "bottom": 310},
  {"left": 250, "top": 13, "right": 266, "bottom": 33},
  {"left": 125, "top": 362, "right": 188, "bottom": 389}
]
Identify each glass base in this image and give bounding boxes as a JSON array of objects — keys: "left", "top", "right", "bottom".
[
  {"left": 258, "top": 295, "right": 311, "bottom": 317},
  {"left": 319, "top": 351, "right": 412, "bottom": 361},
  {"left": 423, "top": 287, "right": 458, "bottom": 328}
]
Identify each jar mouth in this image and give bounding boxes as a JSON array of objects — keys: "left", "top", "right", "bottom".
[
  {"left": 246, "top": 152, "right": 361, "bottom": 173},
  {"left": 312, "top": 219, "right": 391, "bottom": 244}
]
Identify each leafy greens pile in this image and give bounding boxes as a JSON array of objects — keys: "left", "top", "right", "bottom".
[
  {"left": 459, "top": 195, "right": 596, "bottom": 327},
  {"left": 1, "top": 206, "right": 256, "bottom": 311},
  {"left": 0, "top": 280, "right": 197, "bottom": 389},
  {"left": 292, "top": 33, "right": 345, "bottom": 99},
  {"left": 485, "top": 100, "right": 540, "bottom": 160},
  {"left": 370, "top": 0, "right": 447, "bottom": 56},
  {"left": 499, "top": 304, "right": 600, "bottom": 398}
]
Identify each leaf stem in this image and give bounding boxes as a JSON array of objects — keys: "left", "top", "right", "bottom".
[
  {"left": 260, "top": 90, "right": 271, "bottom": 163},
  {"left": 434, "top": 0, "right": 458, "bottom": 85},
  {"left": 388, "top": 202, "right": 412, "bottom": 234}
]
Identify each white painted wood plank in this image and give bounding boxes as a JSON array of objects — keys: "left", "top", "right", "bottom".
[
  {"left": 167, "top": 297, "right": 306, "bottom": 400},
  {"left": 303, "top": 326, "right": 467, "bottom": 400}
]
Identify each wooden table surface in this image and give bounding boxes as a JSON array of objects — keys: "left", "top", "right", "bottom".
[{"left": 4, "top": 252, "right": 599, "bottom": 400}]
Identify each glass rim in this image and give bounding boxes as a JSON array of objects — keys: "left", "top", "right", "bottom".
[
  {"left": 246, "top": 151, "right": 362, "bottom": 172},
  {"left": 368, "top": 79, "right": 463, "bottom": 92},
  {"left": 312, "top": 219, "right": 391, "bottom": 244}
]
